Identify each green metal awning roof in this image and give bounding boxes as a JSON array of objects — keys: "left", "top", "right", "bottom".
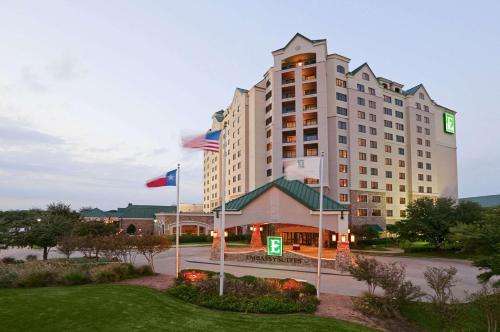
[{"left": 215, "top": 177, "right": 348, "bottom": 212}]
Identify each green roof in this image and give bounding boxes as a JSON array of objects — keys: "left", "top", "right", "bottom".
[
  {"left": 403, "top": 83, "right": 423, "bottom": 96},
  {"left": 215, "top": 177, "right": 348, "bottom": 212},
  {"left": 81, "top": 204, "right": 176, "bottom": 219},
  {"left": 80, "top": 208, "right": 108, "bottom": 218},
  {"left": 460, "top": 195, "right": 500, "bottom": 208},
  {"left": 368, "top": 224, "right": 384, "bottom": 232}
]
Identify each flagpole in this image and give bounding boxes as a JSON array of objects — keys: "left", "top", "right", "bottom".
[
  {"left": 316, "top": 152, "right": 324, "bottom": 299},
  {"left": 219, "top": 124, "right": 227, "bottom": 296},
  {"left": 175, "top": 163, "right": 181, "bottom": 277}
]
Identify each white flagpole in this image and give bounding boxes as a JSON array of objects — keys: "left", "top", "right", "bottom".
[
  {"left": 316, "top": 152, "right": 324, "bottom": 299},
  {"left": 219, "top": 125, "right": 227, "bottom": 296},
  {"left": 175, "top": 163, "right": 181, "bottom": 277}
]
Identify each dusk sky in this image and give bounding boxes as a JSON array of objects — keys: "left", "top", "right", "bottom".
[{"left": 1, "top": 0, "right": 499, "bottom": 211}]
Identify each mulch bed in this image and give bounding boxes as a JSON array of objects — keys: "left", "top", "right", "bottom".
[{"left": 115, "top": 274, "right": 175, "bottom": 291}]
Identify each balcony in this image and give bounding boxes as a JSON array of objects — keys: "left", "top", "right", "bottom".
[
  {"left": 283, "top": 121, "right": 296, "bottom": 129},
  {"left": 304, "top": 89, "right": 317, "bottom": 96},
  {"left": 282, "top": 93, "right": 295, "bottom": 99},
  {"left": 304, "top": 118, "right": 317, "bottom": 126},
  {"left": 304, "top": 143, "right": 318, "bottom": 157},
  {"left": 282, "top": 107, "right": 295, "bottom": 114},
  {"left": 303, "top": 75, "right": 316, "bottom": 81},
  {"left": 303, "top": 104, "right": 317, "bottom": 111},
  {"left": 281, "top": 53, "right": 316, "bottom": 70},
  {"left": 304, "top": 134, "right": 318, "bottom": 142},
  {"left": 282, "top": 78, "right": 295, "bottom": 85},
  {"left": 283, "top": 151, "right": 297, "bottom": 158},
  {"left": 282, "top": 135, "right": 296, "bottom": 144}
]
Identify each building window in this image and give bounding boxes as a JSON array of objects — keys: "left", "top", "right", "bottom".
[
  {"left": 400, "top": 210, "right": 406, "bottom": 217},
  {"left": 266, "top": 143, "right": 272, "bottom": 151},
  {"left": 399, "top": 185, "right": 406, "bottom": 192},
  {"left": 359, "top": 152, "right": 367, "bottom": 161},
  {"left": 417, "top": 126, "right": 422, "bottom": 133},
  {"left": 358, "top": 138, "right": 366, "bottom": 146},
  {"left": 337, "top": 65, "right": 345, "bottom": 74},
  {"left": 384, "top": 107, "right": 393, "bottom": 116},
  {"left": 424, "top": 105, "right": 429, "bottom": 112},
  {"left": 369, "top": 114, "right": 376, "bottom": 122},
  {"left": 356, "top": 209, "right": 368, "bottom": 217},
  {"left": 368, "top": 87, "right": 375, "bottom": 96},
  {"left": 339, "top": 193, "right": 349, "bottom": 202},
  {"left": 336, "top": 92, "right": 347, "bottom": 102},
  {"left": 372, "top": 209, "right": 382, "bottom": 217},
  {"left": 368, "top": 100, "right": 376, "bottom": 109},
  {"left": 384, "top": 133, "right": 393, "bottom": 140},
  {"left": 266, "top": 169, "right": 272, "bottom": 177},
  {"left": 399, "top": 160, "right": 405, "bottom": 167},
  {"left": 425, "top": 128, "right": 430, "bottom": 135},
  {"left": 384, "top": 95, "right": 392, "bottom": 103},
  {"left": 418, "top": 161, "right": 423, "bottom": 169},
  {"left": 418, "top": 186, "right": 424, "bottom": 193},
  {"left": 371, "top": 181, "right": 379, "bottom": 189},
  {"left": 357, "top": 111, "right": 366, "bottom": 119},
  {"left": 396, "top": 123, "right": 404, "bottom": 130},
  {"left": 360, "top": 180, "right": 368, "bottom": 189},
  {"left": 370, "top": 127, "right": 377, "bottom": 135},
  {"left": 339, "top": 135, "right": 347, "bottom": 144},
  {"left": 416, "top": 114, "right": 422, "bottom": 121},
  {"left": 385, "top": 158, "right": 392, "bottom": 165},
  {"left": 426, "top": 163, "right": 432, "bottom": 170},
  {"left": 357, "top": 97, "right": 365, "bottom": 106},
  {"left": 427, "top": 187, "right": 432, "bottom": 193},
  {"left": 416, "top": 102, "right": 421, "bottom": 110},
  {"left": 386, "top": 170, "right": 393, "bottom": 178},
  {"left": 396, "top": 135, "right": 404, "bottom": 143},
  {"left": 386, "top": 196, "right": 393, "bottom": 204},
  {"left": 267, "top": 156, "right": 272, "bottom": 164},
  {"left": 357, "top": 84, "right": 365, "bottom": 92},
  {"left": 418, "top": 174, "right": 424, "bottom": 181},
  {"left": 427, "top": 174, "right": 432, "bottom": 181},
  {"left": 384, "top": 120, "right": 393, "bottom": 128},
  {"left": 385, "top": 145, "right": 391, "bottom": 153},
  {"left": 339, "top": 179, "right": 348, "bottom": 187},
  {"left": 386, "top": 183, "right": 393, "bottom": 191},
  {"left": 399, "top": 172, "right": 406, "bottom": 180},
  {"left": 336, "top": 79, "right": 347, "bottom": 88},
  {"left": 339, "top": 164, "right": 348, "bottom": 173},
  {"left": 424, "top": 116, "right": 430, "bottom": 124},
  {"left": 417, "top": 138, "right": 423, "bottom": 145},
  {"left": 357, "top": 195, "right": 368, "bottom": 203},
  {"left": 398, "top": 147, "right": 405, "bottom": 155},
  {"left": 370, "top": 140, "right": 377, "bottom": 149},
  {"left": 362, "top": 72, "right": 370, "bottom": 81},
  {"left": 426, "top": 140, "right": 431, "bottom": 147},
  {"left": 338, "top": 121, "right": 347, "bottom": 130},
  {"left": 359, "top": 166, "right": 367, "bottom": 174},
  {"left": 387, "top": 210, "right": 393, "bottom": 217},
  {"left": 395, "top": 110, "right": 403, "bottom": 118},
  {"left": 419, "top": 92, "right": 425, "bottom": 100},
  {"left": 265, "top": 117, "right": 272, "bottom": 125},
  {"left": 395, "top": 99, "right": 403, "bottom": 107},
  {"left": 266, "top": 129, "right": 272, "bottom": 137},
  {"left": 337, "top": 106, "right": 348, "bottom": 116},
  {"left": 370, "top": 154, "right": 378, "bottom": 162},
  {"left": 339, "top": 149, "right": 348, "bottom": 158},
  {"left": 370, "top": 168, "right": 378, "bottom": 176},
  {"left": 400, "top": 197, "right": 406, "bottom": 204}
]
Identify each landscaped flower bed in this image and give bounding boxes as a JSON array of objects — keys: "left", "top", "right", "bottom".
[
  {"left": 168, "top": 269, "right": 319, "bottom": 314},
  {"left": 0, "top": 260, "right": 154, "bottom": 288}
]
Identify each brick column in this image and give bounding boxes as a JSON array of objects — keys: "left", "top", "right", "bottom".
[
  {"left": 210, "top": 232, "right": 227, "bottom": 259},
  {"left": 250, "top": 224, "right": 263, "bottom": 249},
  {"left": 335, "top": 234, "right": 352, "bottom": 271}
]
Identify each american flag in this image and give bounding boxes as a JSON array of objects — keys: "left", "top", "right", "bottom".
[{"left": 182, "top": 130, "right": 221, "bottom": 152}]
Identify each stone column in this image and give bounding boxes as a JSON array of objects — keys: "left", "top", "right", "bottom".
[
  {"left": 210, "top": 232, "right": 228, "bottom": 259},
  {"left": 197, "top": 224, "right": 200, "bottom": 236},
  {"left": 335, "top": 234, "right": 352, "bottom": 271},
  {"left": 250, "top": 224, "right": 263, "bottom": 249}
]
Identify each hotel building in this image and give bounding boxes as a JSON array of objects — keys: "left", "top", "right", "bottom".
[{"left": 203, "top": 33, "right": 458, "bottom": 228}]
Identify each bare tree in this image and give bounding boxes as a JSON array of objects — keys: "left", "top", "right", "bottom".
[
  {"left": 136, "top": 235, "right": 171, "bottom": 272},
  {"left": 57, "top": 236, "right": 79, "bottom": 259},
  {"left": 467, "top": 284, "right": 500, "bottom": 332}
]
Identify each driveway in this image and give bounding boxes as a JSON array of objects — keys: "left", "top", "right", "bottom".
[{"left": 1, "top": 246, "right": 484, "bottom": 300}]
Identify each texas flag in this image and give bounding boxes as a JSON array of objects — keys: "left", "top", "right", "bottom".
[{"left": 146, "top": 169, "right": 177, "bottom": 187}]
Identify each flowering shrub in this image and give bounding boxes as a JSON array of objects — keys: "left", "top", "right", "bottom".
[{"left": 170, "top": 269, "right": 318, "bottom": 313}]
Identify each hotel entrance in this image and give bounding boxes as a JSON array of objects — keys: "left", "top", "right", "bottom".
[{"left": 282, "top": 231, "right": 318, "bottom": 246}]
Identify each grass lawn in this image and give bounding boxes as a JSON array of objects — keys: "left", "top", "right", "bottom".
[
  {"left": 401, "top": 302, "right": 486, "bottom": 332},
  {"left": 0, "top": 285, "right": 379, "bottom": 332}
]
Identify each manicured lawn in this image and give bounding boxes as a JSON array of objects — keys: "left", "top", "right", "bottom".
[
  {"left": 0, "top": 285, "right": 378, "bottom": 332},
  {"left": 401, "top": 302, "right": 486, "bottom": 332}
]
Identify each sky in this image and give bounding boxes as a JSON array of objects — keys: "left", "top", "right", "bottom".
[{"left": 0, "top": 0, "right": 499, "bottom": 211}]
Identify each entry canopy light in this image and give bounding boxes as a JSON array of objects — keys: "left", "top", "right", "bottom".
[
  {"left": 210, "top": 231, "right": 228, "bottom": 237},
  {"left": 250, "top": 226, "right": 263, "bottom": 232},
  {"left": 350, "top": 234, "right": 355, "bottom": 242},
  {"left": 341, "top": 234, "right": 347, "bottom": 243},
  {"left": 331, "top": 234, "right": 337, "bottom": 242}
]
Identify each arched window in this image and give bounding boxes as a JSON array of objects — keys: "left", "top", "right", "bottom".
[{"left": 337, "top": 65, "right": 345, "bottom": 74}]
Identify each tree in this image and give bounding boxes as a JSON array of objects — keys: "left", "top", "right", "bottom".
[
  {"left": 348, "top": 255, "right": 382, "bottom": 294},
  {"left": 351, "top": 224, "right": 380, "bottom": 241},
  {"left": 450, "top": 206, "right": 500, "bottom": 286},
  {"left": 424, "top": 266, "right": 461, "bottom": 328},
  {"left": 396, "top": 197, "right": 456, "bottom": 248},
  {"left": 74, "top": 220, "right": 117, "bottom": 237},
  {"left": 136, "top": 235, "right": 170, "bottom": 272},
  {"left": 455, "top": 200, "right": 482, "bottom": 225},
  {"left": 126, "top": 224, "right": 137, "bottom": 235},
  {"left": 467, "top": 284, "right": 500, "bottom": 332},
  {"left": 57, "top": 236, "right": 79, "bottom": 259}
]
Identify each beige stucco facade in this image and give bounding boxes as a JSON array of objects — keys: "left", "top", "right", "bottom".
[{"left": 204, "top": 33, "right": 458, "bottom": 228}]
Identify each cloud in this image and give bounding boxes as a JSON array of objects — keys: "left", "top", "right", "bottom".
[
  {"left": 45, "top": 54, "right": 81, "bottom": 81},
  {"left": 20, "top": 67, "right": 49, "bottom": 93},
  {"left": 0, "top": 118, "right": 63, "bottom": 145}
]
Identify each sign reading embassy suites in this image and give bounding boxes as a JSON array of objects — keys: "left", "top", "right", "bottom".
[{"left": 444, "top": 112, "right": 455, "bottom": 134}]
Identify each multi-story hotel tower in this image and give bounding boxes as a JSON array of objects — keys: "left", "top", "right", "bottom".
[{"left": 203, "top": 33, "right": 458, "bottom": 228}]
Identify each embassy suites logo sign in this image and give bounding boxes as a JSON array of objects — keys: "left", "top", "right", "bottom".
[
  {"left": 444, "top": 112, "right": 456, "bottom": 134},
  {"left": 267, "top": 236, "right": 283, "bottom": 256}
]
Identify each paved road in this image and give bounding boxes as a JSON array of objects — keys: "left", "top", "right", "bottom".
[{"left": 1, "top": 246, "right": 484, "bottom": 300}]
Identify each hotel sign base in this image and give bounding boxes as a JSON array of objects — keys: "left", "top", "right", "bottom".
[{"left": 211, "top": 249, "right": 337, "bottom": 270}]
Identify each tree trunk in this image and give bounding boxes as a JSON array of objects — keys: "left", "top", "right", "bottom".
[{"left": 43, "top": 247, "right": 48, "bottom": 260}]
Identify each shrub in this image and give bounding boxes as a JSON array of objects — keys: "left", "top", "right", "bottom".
[
  {"left": 170, "top": 272, "right": 319, "bottom": 314},
  {"left": 1, "top": 257, "right": 17, "bottom": 264},
  {"left": 25, "top": 254, "right": 38, "bottom": 262},
  {"left": 424, "top": 266, "right": 461, "bottom": 327},
  {"left": 19, "top": 271, "right": 60, "bottom": 288},
  {"left": 136, "top": 235, "right": 171, "bottom": 272}
]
